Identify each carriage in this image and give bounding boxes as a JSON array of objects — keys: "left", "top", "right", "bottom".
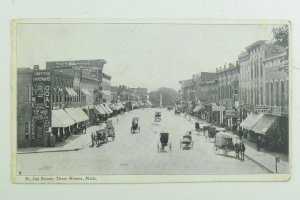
[
  {"left": 90, "top": 124, "right": 108, "bottom": 147},
  {"left": 131, "top": 117, "right": 140, "bottom": 133},
  {"left": 213, "top": 132, "right": 237, "bottom": 155},
  {"left": 155, "top": 112, "right": 162, "bottom": 122},
  {"left": 180, "top": 131, "right": 194, "bottom": 150},
  {"left": 157, "top": 132, "right": 172, "bottom": 152},
  {"left": 195, "top": 122, "right": 202, "bottom": 134},
  {"left": 167, "top": 106, "right": 173, "bottom": 111},
  {"left": 106, "top": 119, "right": 115, "bottom": 141}
]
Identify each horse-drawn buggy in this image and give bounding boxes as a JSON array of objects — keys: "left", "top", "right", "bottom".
[
  {"left": 91, "top": 124, "right": 108, "bottom": 147},
  {"left": 213, "top": 132, "right": 238, "bottom": 156},
  {"left": 194, "top": 122, "right": 203, "bottom": 134},
  {"left": 131, "top": 117, "right": 140, "bottom": 133},
  {"left": 157, "top": 132, "right": 172, "bottom": 152},
  {"left": 106, "top": 119, "right": 115, "bottom": 141},
  {"left": 180, "top": 131, "right": 193, "bottom": 150},
  {"left": 155, "top": 112, "right": 162, "bottom": 122},
  {"left": 167, "top": 106, "right": 173, "bottom": 111}
]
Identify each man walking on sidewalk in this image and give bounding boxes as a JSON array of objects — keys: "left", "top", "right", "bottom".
[
  {"left": 239, "top": 142, "right": 246, "bottom": 160},
  {"left": 257, "top": 136, "right": 262, "bottom": 151},
  {"left": 235, "top": 142, "right": 240, "bottom": 159}
]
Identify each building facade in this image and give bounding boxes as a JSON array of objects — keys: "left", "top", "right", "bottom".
[
  {"left": 17, "top": 68, "right": 33, "bottom": 147},
  {"left": 215, "top": 62, "right": 240, "bottom": 129}
]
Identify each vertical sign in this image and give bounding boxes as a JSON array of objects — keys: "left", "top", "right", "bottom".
[{"left": 31, "top": 70, "right": 51, "bottom": 144}]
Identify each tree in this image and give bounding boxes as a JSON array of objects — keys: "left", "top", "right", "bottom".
[
  {"left": 272, "top": 25, "right": 289, "bottom": 73},
  {"left": 149, "top": 87, "right": 180, "bottom": 107}
]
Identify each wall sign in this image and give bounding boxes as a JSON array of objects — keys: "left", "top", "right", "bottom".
[{"left": 31, "top": 70, "right": 52, "bottom": 143}]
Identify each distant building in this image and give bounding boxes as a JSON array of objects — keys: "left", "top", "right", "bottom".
[
  {"left": 100, "top": 73, "right": 112, "bottom": 103},
  {"left": 215, "top": 62, "right": 240, "bottom": 130}
]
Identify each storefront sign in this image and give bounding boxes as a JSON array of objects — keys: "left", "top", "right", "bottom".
[
  {"left": 81, "top": 68, "right": 98, "bottom": 80},
  {"left": 212, "top": 105, "right": 225, "bottom": 112},
  {"left": 225, "top": 109, "right": 238, "bottom": 117},
  {"left": 31, "top": 70, "right": 52, "bottom": 141},
  {"left": 253, "top": 105, "right": 271, "bottom": 113}
]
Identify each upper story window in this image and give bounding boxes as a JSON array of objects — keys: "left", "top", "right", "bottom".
[{"left": 25, "top": 84, "right": 31, "bottom": 103}]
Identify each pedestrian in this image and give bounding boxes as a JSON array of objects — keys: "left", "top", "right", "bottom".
[
  {"left": 238, "top": 128, "right": 243, "bottom": 140},
  {"left": 257, "top": 136, "right": 261, "bottom": 151},
  {"left": 234, "top": 142, "right": 240, "bottom": 159},
  {"left": 84, "top": 124, "right": 87, "bottom": 134},
  {"left": 239, "top": 142, "right": 246, "bottom": 160}
]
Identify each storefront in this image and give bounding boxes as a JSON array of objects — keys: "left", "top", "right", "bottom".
[
  {"left": 212, "top": 105, "right": 225, "bottom": 126},
  {"left": 51, "top": 109, "right": 76, "bottom": 142},
  {"left": 224, "top": 109, "right": 239, "bottom": 131},
  {"left": 240, "top": 112, "right": 264, "bottom": 142}
]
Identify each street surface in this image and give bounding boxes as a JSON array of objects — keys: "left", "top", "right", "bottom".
[{"left": 17, "top": 108, "right": 268, "bottom": 175}]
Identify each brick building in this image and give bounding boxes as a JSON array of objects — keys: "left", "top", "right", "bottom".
[{"left": 17, "top": 68, "right": 33, "bottom": 147}]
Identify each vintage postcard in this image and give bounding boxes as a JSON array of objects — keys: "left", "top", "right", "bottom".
[{"left": 11, "top": 19, "right": 291, "bottom": 183}]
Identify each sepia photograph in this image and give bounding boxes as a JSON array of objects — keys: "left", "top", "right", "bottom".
[{"left": 12, "top": 19, "right": 291, "bottom": 183}]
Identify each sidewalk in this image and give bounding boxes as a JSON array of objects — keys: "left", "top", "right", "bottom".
[
  {"left": 186, "top": 114, "right": 289, "bottom": 174},
  {"left": 17, "top": 126, "right": 93, "bottom": 154},
  {"left": 18, "top": 116, "right": 122, "bottom": 154},
  {"left": 242, "top": 138, "right": 289, "bottom": 173}
]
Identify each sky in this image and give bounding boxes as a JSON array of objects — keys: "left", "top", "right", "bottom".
[{"left": 16, "top": 23, "right": 279, "bottom": 92}]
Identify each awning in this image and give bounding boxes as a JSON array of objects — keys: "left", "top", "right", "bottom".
[
  {"left": 64, "top": 107, "right": 82, "bottom": 123},
  {"left": 99, "top": 104, "right": 110, "bottom": 114},
  {"left": 193, "top": 105, "right": 204, "bottom": 112},
  {"left": 113, "top": 103, "right": 121, "bottom": 110},
  {"left": 104, "top": 104, "right": 114, "bottom": 113},
  {"left": 70, "top": 88, "right": 78, "bottom": 96},
  {"left": 240, "top": 112, "right": 264, "bottom": 130},
  {"left": 74, "top": 107, "right": 89, "bottom": 121},
  {"left": 65, "top": 87, "right": 77, "bottom": 97},
  {"left": 52, "top": 109, "right": 75, "bottom": 128},
  {"left": 251, "top": 114, "right": 278, "bottom": 134},
  {"left": 81, "top": 88, "right": 91, "bottom": 96},
  {"left": 94, "top": 105, "right": 106, "bottom": 115},
  {"left": 65, "top": 87, "right": 73, "bottom": 96},
  {"left": 118, "top": 102, "right": 125, "bottom": 109}
]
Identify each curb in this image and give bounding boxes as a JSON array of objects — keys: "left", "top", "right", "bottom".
[
  {"left": 244, "top": 153, "right": 274, "bottom": 173},
  {"left": 17, "top": 141, "right": 91, "bottom": 154}
]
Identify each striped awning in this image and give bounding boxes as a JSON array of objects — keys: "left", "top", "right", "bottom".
[
  {"left": 251, "top": 114, "right": 278, "bottom": 134},
  {"left": 52, "top": 109, "right": 75, "bottom": 128},
  {"left": 240, "top": 112, "right": 264, "bottom": 130}
]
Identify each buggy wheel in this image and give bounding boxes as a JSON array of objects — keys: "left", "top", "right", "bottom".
[
  {"left": 180, "top": 141, "right": 182, "bottom": 149},
  {"left": 157, "top": 143, "right": 159, "bottom": 152},
  {"left": 169, "top": 143, "right": 172, "bottom": 153},
  {"left": 191, "top": 141, "right": 194, "bottom": 149}
]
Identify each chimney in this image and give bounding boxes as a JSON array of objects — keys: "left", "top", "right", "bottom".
[{"left": 33, "top": 65, "right": 39, "bottom": 70}]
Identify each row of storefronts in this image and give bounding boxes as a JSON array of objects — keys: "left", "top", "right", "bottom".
[
  {"left": 181, "top": 40, "right": 289, "bottom": 154},
  {"left": 17, "top": 59, "right": 151, "bottom": 148}
]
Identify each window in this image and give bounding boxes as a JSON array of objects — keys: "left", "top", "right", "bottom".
[
  {"left": 266, "top": 83, "right": 269, "bottom": 105},
  {"left": 270, "top": 82, "right": 274, "bottom": 106},
  {"left": 260, "top": 58, "right": 263, "bottom": 77},
  {"left": 25, "top": 85, "right": 31, "bottom": 102},
  {"left": 260, "top": 86, "right": 263, "bottom": 105},
  {"left": 25, "top": 122, "right": 30, "bottom": 140}
]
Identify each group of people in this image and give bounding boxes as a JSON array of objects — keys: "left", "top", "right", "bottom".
[{"left": 234, "top": 142, "right": 246, "bottom": 160}]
